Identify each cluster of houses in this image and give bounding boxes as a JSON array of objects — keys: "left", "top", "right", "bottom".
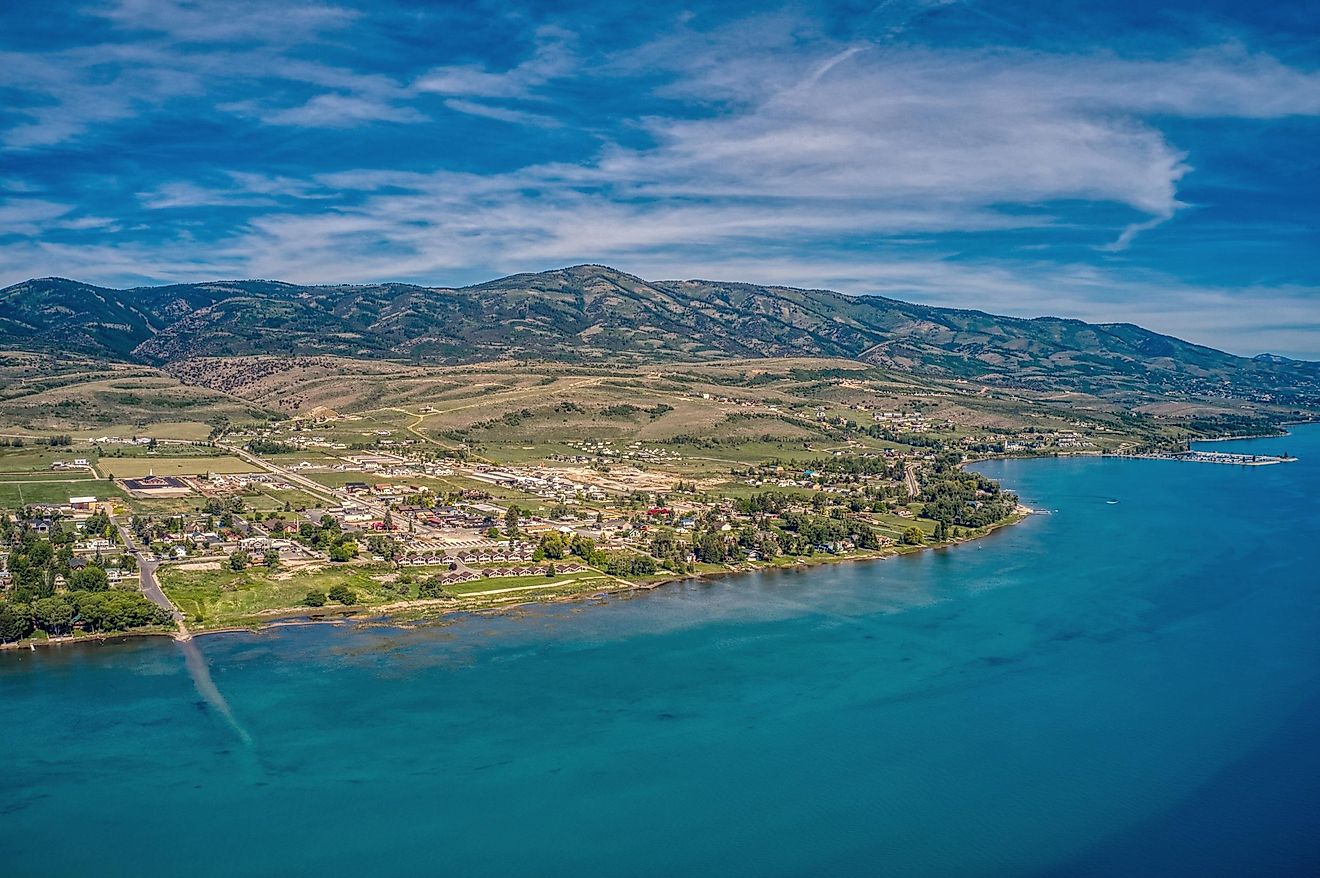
[
  {"left": 563, "top": 440, "right": 682, "bottom": 464},
  {"left": 198, "top": 472, "right": 287, "bottom": 494},
  {"left": 466, "top": 466, "right": 608, "bottom": 502},
  {"left": 395, "top": 543, "right": 537, "bottom": 565},
  {"left": 407, "top": 563, "right": 588, "bottom": 583},
  {"left": 453, "top": 544, "right": 537, "bottom": 563},
  {"left": 870, "top": 410, "right": 934, "bottom": 432}
]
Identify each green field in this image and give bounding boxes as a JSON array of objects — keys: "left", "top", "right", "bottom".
[
  {"left": 0, "top": 477, "right": 126, "bottom": 507},
  {"left": 158, "top": 564, "right": 400, "bottom": 623},
  {"left": 103, "top": 456, "right": 259, "bottom": 479}
]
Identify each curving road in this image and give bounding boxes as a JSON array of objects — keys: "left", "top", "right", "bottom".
[
  {"left": 903, "top": 463, "right": 921, "bottom": 499},
  {"left": 114, "top": 519, "right": 189, "bottom": 639}
]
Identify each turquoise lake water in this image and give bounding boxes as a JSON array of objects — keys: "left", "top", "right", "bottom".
[{"left": 3, "top": 427, "right": 1319, "bottom": 876}]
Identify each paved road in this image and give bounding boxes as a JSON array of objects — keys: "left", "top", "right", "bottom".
[
  {"left": 903, "top": 463, "right": 921, "bottom": 499},
  {"left": 114, "top": 519, "right": 189, "bottom": 637}
]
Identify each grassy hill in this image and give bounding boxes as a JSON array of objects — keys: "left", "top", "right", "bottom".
[{"left": 3, "top": 265, "right": 1317, "bottom": 408}]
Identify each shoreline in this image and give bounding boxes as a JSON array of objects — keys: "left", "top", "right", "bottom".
[{"left": 1, "top": 507, "right": 1034, "bottom": 653}]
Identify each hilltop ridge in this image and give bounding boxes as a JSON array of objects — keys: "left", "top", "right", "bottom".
[{"left": 2, "top": 264, "right": 1317, "bottom": 408}]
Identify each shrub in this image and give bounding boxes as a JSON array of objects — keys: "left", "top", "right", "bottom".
[
  {"left": 327, "top": 584, "right": 356, "bottom": 605},
  {"left": 417, "top": 576, "right": 450, "bottom": 599},
  {"left": 302, "top": 591, "right": 326, "bottom": 607}
]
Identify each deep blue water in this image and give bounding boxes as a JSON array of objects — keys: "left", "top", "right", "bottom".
[{"left": 3, "top": 427, "right": 1319, "bottom": 877}]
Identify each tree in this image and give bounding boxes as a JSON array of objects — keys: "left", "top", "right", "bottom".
[
  {"left": 504, "top": 506, "right": 520, "bottom": 538},
  {"left": 538, "top": 531, "right": 566, "bottom": 559},
  {"left": 934, "top": 520, "right": 949, "bottom": 541},
  {"left": 302, "top": 590, "right": 326, "bottom": 607},
  {"left": 71, "top": 592, "right": 169, "bottom": 632},
  {"left": 263, "top": 549, "right": 280, "bottom": 569},
  {"left": 33, "top": 595, "right": 74, "bottom": 635},
  {"left": 0, "top": 601, "right": 33, "bottom": 642},
  {"left": 417, "top": 575, "right": 451, "bottom": 599},
  {"left": 545, "top": 562, "right": 556, "bottom": 577},
  {"left": 228, "top": 549, "right": 250, "bottom": 571},
  {"left": 327, "top": 542, "right": 358, "bottom": 562},
  {"left": 901, "top": 527, "right": 925, "bottom": 545},
  {"left": 327, "top": 583, "right": 355, "bottom": 605},
  {"left": 68, "top": 565, "right": 110, "bottom": 592}
]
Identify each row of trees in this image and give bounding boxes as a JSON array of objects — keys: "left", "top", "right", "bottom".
[{"left": 0, "top": 591, "right": 171, "bottom": 642}]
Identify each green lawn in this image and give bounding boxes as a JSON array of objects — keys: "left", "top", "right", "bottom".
[
  {"left": 0, "top": 470, "right": 97, "bottom": 482},
  {"left": 158, "top": 563, "right": 400, "bottom": 623},
  {"left": 446, "top": 569, "right": 606, "bottom": 595},
  {"left": 0, "top": 478, "right": 127, "bottom": 508}
]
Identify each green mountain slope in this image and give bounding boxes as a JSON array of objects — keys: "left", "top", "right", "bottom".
[{"left": 2, "top": 265, "right": 1316, "bottom": 407}]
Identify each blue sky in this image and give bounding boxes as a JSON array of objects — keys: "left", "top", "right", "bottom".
[{"left": 2, "top": 0, "right": 1319, "bottom": 358}]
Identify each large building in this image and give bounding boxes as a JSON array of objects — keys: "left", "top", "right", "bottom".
[{"left": 120, "top": 475, "right": 192, "bottom": 498}]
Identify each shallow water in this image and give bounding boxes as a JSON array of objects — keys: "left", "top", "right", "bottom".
[{"left": 3, "top": 427, "right": 1319, "bottom": 876}]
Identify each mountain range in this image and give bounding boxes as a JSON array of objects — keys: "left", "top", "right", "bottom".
[{"left": 3, "top": 264, "right": 1317, "bottom": 407}]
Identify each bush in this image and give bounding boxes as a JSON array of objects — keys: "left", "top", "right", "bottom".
[
  {"left": 302, "top": 591, "right": 326, "bottom": 607},
  {"left": 327, "top": 584, "right": 356, "bottom": 605},
  {"left": 417, "top": 576, "right": 449, "bottom": 599}
]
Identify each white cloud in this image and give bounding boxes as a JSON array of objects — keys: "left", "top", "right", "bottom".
[
  {"left": 89, "top": 0, "right": 357, "bottom": 44},
  {"left": 414, "top": 26, "right": 575, "bottom": 99},
  {"left": 412, "top": 25, "right": 576, "bottom": 126},
  {"left": 258, "top": 93, "right": 426, "bottom": 127},
  {"left": 0, "top": 199, "right": 74, "bottom": 234},
  {"left": 442, "top": 99, "right": 560, "bottom": 127}
]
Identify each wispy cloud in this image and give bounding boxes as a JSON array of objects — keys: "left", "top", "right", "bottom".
[
  {"left": 414, "top": 26, "right": 577, "bottom": 124},
  {"left": 441, "top": 99, "right": 560, "bottom": 127},
  {"left": 88, "top": 0, "right": 358, "bottom": 44}
]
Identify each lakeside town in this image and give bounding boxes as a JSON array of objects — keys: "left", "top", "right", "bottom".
[
  {"left": 0, "top": 411, "right": 1037, "bottom": 645},
  {"left": 0, "top": 367, "right": 1303, "bottom": 648}
]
